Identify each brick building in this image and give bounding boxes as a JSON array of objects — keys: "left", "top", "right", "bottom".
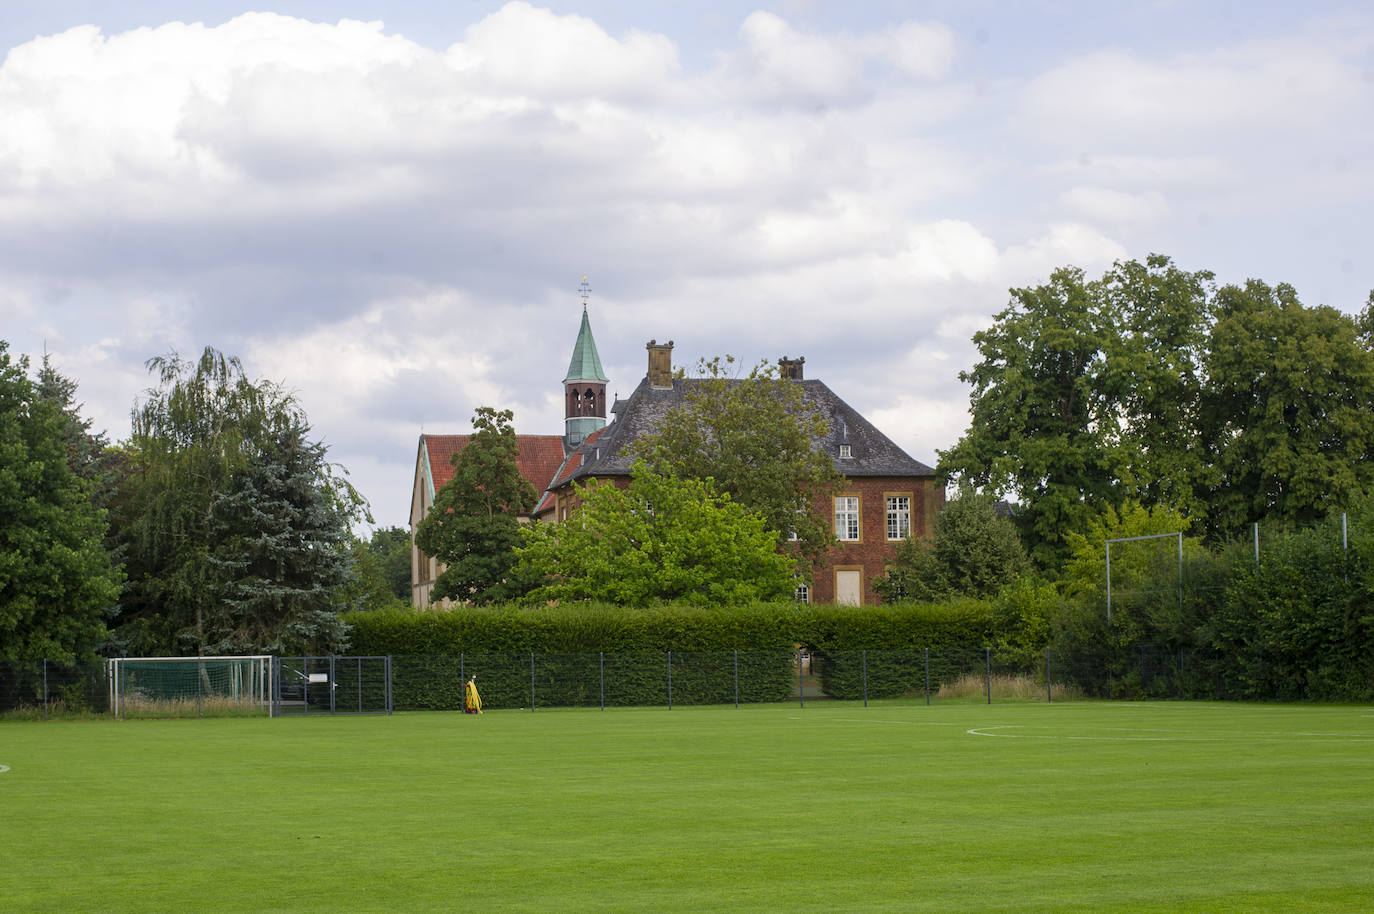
[{"left": 410, "top": 307, "right": 943, "bottom": 607}]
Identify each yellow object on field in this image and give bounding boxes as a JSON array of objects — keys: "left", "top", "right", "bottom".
[{"left": 465, "top": 676, "right": 482, "bottom": 714}]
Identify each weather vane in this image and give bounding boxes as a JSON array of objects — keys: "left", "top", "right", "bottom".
[{"left": 579, "top": 275, "right": 591, "bottom": 306}]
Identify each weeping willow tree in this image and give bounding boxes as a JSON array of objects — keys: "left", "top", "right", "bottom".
[{"left": 110, "top": 347, "right": 366, "bottom": 656}]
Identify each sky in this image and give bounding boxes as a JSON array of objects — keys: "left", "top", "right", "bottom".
[{"left": 3, "top": 1, "right": 1371, "bottom": 532}]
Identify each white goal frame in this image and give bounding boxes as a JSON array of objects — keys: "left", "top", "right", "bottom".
[
  {"left": 107, "top": 656, "right": 273, "bottom": 718},
  {"left": 1105, "top": 532, "right": 1182, "bottom": 622}
]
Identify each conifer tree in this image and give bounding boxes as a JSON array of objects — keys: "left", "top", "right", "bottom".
[{"left": 206, "top": 425, "right": 353, "bottom": 653}]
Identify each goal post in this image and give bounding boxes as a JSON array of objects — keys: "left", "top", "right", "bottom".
[
  {"left": 107, "top": 656, "right": 272, "bottom": 718},
  {"left": 1105, "top": 532, "right": 1183, "bottom": 623}
]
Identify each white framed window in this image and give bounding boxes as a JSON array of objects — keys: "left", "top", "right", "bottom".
[
  {"left": 794, "top": 581, "right": 810, "bottom": 603},
  {"left": 839, "top": 444, "right": 852, "bottom": 459},
  {"left": 886, "top": 495, "right": 911, "bottom": 541},
  {"left": 835, "top": 496, "right": 860, "bottom": 541}
]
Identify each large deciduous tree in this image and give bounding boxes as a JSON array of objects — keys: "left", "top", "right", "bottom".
[
  {"left": 940, "top": 254, "right": 1370, "bottom": 564},
  {"left": 1103, "top": 255, "right": 1214, "bottom": 518},
  {"left": 0, "top": 342, "right": 122, "bottom": 664},
  {"left": 515, "top": 461, "right": 796, "bottom": 606},
  {"left": 111, "top": 347, "right": 363, "bottom": 655},
  {"left": 1198, "top": 280, "right": 1374, "bottom": 538},
  {"left": 938, "top": 265, "right": 1125, "bottom": 569},
  {"left": 414, "top": 407, "right": 538, "bottom": 605},
  {"left": 630, "top": 356, "right": 843, "bottom": 575}
]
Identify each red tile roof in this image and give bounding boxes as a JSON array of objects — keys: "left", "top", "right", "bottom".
[{"left": 423, "top": 434, "right": 567, "bottom": 509}]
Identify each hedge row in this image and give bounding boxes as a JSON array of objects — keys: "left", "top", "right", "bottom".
[
  {"left": 385, "top": 650, "right": 796, "bottom": 710},
  {"left": 343, "top": 599, "right": 1010, "bottom": 708},
  {"left": 344, "top": 600, "right": 1000, "bottom": 657}
]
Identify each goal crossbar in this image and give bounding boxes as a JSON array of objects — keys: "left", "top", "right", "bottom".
[
  {"left": 1105, "top": 532, "right": 1183, "bottom": 623},
  {"left": 107, "top": 656, "right": 273, "bottom": 718}
]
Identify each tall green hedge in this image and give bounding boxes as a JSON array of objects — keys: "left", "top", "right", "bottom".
[{"left": 343, "top": 599, "right": 1010, "bottom": 708}]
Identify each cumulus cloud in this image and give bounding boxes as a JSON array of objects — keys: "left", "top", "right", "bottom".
[
  {"left": 3, "top": 3, "right": 1368, "bottom": 527},
  {"left": 705, "top": 11, "right": 957, "bottom": 108}
]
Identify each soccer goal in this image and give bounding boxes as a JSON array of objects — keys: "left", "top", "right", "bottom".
[{"left": 107, "top": 656, "right": 272, "bottom": 718}]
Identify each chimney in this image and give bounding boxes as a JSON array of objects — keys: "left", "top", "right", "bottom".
[
  {"left": 779, "top": 355, "right": 805, "bottom": 380},
  {"left": 646, "top": 339, "right": 674, "bottom": 389}
]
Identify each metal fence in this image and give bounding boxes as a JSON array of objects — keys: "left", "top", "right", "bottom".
[{"left": 0, "top": 645, "right": 1273, "bottom": 719}]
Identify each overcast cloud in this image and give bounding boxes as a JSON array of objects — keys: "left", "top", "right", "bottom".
[{"left": 2, "top": 1, "right": 1371, "bottom": 530}]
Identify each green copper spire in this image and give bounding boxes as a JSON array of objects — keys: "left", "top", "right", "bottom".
[{"left": 563, "top": 305, "right": 609, "bottom": 383}]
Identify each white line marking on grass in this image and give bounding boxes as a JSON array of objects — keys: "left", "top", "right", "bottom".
[
  {"left": 968, "top": 725, "right": 1222, "bottom": 741},
  {"left": 0, "top": 765, "right": 9, "bottom": 773},
  {"left": 787, "top": 717, "right": 960, "bottom": 725},
  {"left": 966, "top": 726, "right": 1374, "bottom": 743}
]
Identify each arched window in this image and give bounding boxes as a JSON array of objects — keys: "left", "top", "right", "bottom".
[{"left": 584, "top": 388, "right": 596, "bottom": 415}]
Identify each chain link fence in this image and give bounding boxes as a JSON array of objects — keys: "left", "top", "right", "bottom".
[{"left": 2, "top": 644, "right": 1294, "bottom": 720}]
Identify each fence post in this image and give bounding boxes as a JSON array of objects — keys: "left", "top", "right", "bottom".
[
  {"left": 599, "top": 651, "right": 605, "bottom": 711},
  {"left": 1046, "top": 650, "right": 1051, "bottom": 704},
  {"left": 197, "top": 659, "right": 203, "bottom": 719},
  {"left": 43, "top": 659, "right": 49, "bottom": 721},
  {"left": 862, "top": 650, "right": 868, "bottom": 708},
  {"left": 531, "top": 652, "right": 536, "bottom": 712},
  {"left": 798, "top": 650, "right": 805, "bottom": 709},
  {"left": 924, "top": 648, "right": 930, "bottom": 706},
  {"left": 1343, "top": 513, "right": 1349, "bottom": 583},
  {"left": 985, "top": 648, "right": 991, "bottom": 705},
  {"left": 733, "top": 650, "right": 739, "bottom": 709},
  {"left": 667, "top": 651, "right": 672, "bottom": 710}
]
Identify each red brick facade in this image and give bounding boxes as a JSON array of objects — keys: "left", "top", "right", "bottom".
[{"left": 804, "top": 475, "right": 944, "bottom": 605}]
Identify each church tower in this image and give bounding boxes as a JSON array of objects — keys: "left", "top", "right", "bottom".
[{"left": 563, "top": 279, "right": 609, "bottom": 454}]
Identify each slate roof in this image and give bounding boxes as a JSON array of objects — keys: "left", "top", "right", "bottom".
[
  {"left": 557, "top": 377, "right": 936, "bottom": 486},
  {"left": 419, "top": 433, "right": 567, "bottom": 514}
]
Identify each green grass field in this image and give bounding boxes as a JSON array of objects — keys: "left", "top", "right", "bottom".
[{"left": 2, "top": 701, "right": 1373, "bottom": 912}]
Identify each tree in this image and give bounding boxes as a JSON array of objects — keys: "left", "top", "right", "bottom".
[
  {"left": 876, "top": 493, "right": 1027, "bottom": 602},
  {"left": 939, "top": 266, "right": 1125, "bottom": 569},
  {"left": 1198, "top": 281, "right": 1374, "bottom": 540},
  {"left": 630, "top": 356, "right": 843, "bottom": 575},
  {"left": 1103, "top": 255, "right": 1215, "bottom": 518},
  {"left": 111, "top": 347, "right": 364, "bottom": 655},
  {"left": 205, "top": 424, "right": 355, "bottom": 654},
  {"left": 0, "top": 341, "right": 122, "bottom": 664},
  {"left": 515, "top": 461, "right": 796, "bottom": 606},
  {"left": 414, "top": 407, "right": 538, "bottom": 605},
  {"left": 339, "top": 526, "right": 413, "bottom": 611},
  {"left": 35, "top": 354, "right": 120, "bottom": 502}
]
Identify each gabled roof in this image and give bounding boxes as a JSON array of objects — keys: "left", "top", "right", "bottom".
[
  {"left": 563, "top": 306, "right": 609, "bottom": 383},
  {"left": 418, "top": 433, "right": 567, "bottom": 512},
  {"left": 557, "top": 376, "right": 936, "bottom": 486}
]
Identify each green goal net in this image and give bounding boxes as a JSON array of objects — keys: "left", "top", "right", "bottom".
[{"left": 107, "top": 656, "right": 272, "bottom": 718}]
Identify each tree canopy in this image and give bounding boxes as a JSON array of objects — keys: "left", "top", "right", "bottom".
[
  {"left": 414, "top": 407, "right": 538, "bottom": 605},
  {"left": 941, "top": 255, "right": 1374, "bottom": 567},
  {"left": 110, "top": 347, "right": 364, "bottom": 655},
  {"left": 876, "top": 493, "right": 1027, "bottom": 603},
  {"left": 0, "top": 342, "right": 122, "bottom": 663},
  {"left": 630, "top": 356, "right": 842, "bottom": 576},
  {"left": 515, "top": 461, "right": 797, "bottom": 606}
]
